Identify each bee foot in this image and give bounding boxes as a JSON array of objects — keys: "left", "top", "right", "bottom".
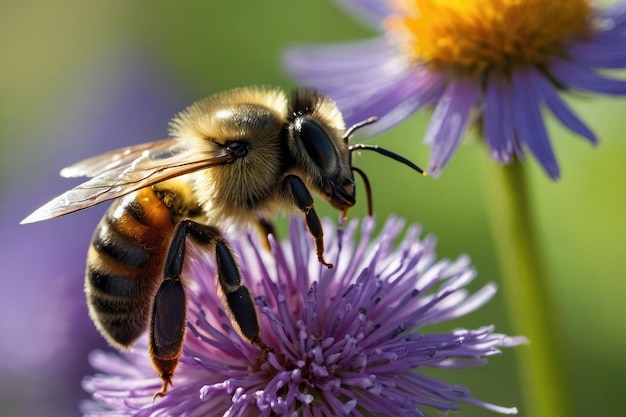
[
  {"left": 317, "top": 253, "right": 334, "bottom": 269},
  {"left": 251, "top": 335, "right": 273, "bottom": 365},
  {"left": 152, "top": 378, "right": 172, "bottom": 402}
]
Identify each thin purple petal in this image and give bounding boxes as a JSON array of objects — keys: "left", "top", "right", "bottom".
[
  {"left": 551, "top": 57, "right": 626, "bottom": 95},
  {"left": 564, "top": 3, "right": 626, "bottom": 68},
  {"left": 465, "top": 397, "right": 519, "bottom": 415},
  {"left": 533, "top": 69, "right": 598, "bottom": 144},
  {"left": 285, "top": 36, "right": 446, "bottom": 135},
  {"left": 284, "top": 37, "right": 405, "bottom": 87},
  {"left": 342, "top": 66, "right": 446, "bottom": 134},
  {"left": 511, "top": 68, "right": 560, "bottom": 179},
  {"left": 426, "top": 78, "right": 479, "bottom": 177},
  {"left": 426, "top": 283, "right": 499, "bottom": 325},
  {"left": 589, "top": 1, "right": 626, "bottom": 42},
  {"left": 284, "top": 37, "right": 413, "bottom": 123},
  {"left": 336, "top": 0, "right": 392, "bottom": 30},
  {"left": 484, "top": 75, "right": 517, "bottom": 164},
  {"left": 566, "top": 40, "right": 626, "bottom": 68}
]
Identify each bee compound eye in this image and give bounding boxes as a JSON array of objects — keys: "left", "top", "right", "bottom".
[
  {"left": 296, "top": 119, "right": 339, "bottom": 174},
  {"left": 226, "top": 140, "right": 249, "bottom": 158}
]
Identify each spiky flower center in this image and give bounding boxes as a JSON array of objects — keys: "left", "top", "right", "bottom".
[{"left": 386, "top": 0, "right": 592, "bottom": 75}]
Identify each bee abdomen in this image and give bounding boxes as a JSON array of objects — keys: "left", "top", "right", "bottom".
[
  {"left": 92, "top": 222, "right": 149, "bottom": 268},
  {"left": 86, "top": 262, "right": 158, "bottom": 348},
  {"left": 88, "top": 270, "right": 144, "bottom": 302},
  {"left": 86, "top": 188, "right": 174, "bottom": 349}
]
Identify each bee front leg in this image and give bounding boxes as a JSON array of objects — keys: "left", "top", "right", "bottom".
[{"left": 282, "top": 174, "right": 333, "bottom": 268}]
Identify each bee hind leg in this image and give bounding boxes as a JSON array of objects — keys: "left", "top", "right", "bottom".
[
  {"left": 149, "top": 220, "right": 200, "bottom": 399},
  {"left": 152, "top": 377, "right": 173, "bottom": 402}
]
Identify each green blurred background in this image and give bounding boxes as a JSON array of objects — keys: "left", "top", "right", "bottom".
[{"left": 1, "top": 1, "right": 624, "bottom": 416}]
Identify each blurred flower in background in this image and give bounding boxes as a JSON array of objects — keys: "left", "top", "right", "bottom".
[
  {"left": 83, "top": 217, "right": 525, "bottom": 416},
  {"left": 0, "top": 49, "right": 190, "bottom": 417},
  {"left": 284, "top": 0, "right": 626, "bottom": 179}
]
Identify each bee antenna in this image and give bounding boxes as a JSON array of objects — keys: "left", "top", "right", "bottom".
[
  {"left": 343, "top": 117, "right": 378, "bottom": 142},
  {"left": 349, "top": 144, "right": 427, "bottom": 176},
  {"left": 350, "top": 166, "right": 373, "bottom": 216}
]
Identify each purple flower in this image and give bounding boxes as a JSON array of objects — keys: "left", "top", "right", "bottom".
[
  {"left": 284, "top": 0, "right": 626, "bottom": 179},
  {"left": 83, "top": 216, "right": 525, "bottom": 416}
]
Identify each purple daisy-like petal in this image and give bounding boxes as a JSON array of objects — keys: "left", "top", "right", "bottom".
[
  {"left": 550, "top": 57, "right": 626, "bottom": 95},
  {"left": 83, "top": 216, "right": 524, "bottom": 416},
  {"left": 484, "top": 75, "right": 517, "bottom": 164},
  {"left": 567, "top": 2, "right": 626, "bottom": 68},
  {"left": 512, "top": 68, "right": 561, "bottom": 179},
  {"left": 426, "top": 78, "right": 480, "bottom": 177},
  {"left": 284, "top": 0, "right": 626, "bottom": 179},
  {"left": 336, "top": 0, "right": 390, "bottom": 29},
  {"left": 348, "top": 67, "right": 446, "bottom": 136},
  {"left": 284, "top": 37, "right": 407, "bottom": 101},
  {"left": 533, "top": 68, "right": 598, "bottom": 145},
  {"left": 285, "top": 37, "right": 447, "bottom": 135}
]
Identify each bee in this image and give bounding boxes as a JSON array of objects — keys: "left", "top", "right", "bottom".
[{"left": 21, "top": 86, "right": 425, "bottom": 398}]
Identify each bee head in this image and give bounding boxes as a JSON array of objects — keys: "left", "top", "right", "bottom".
[
  {"left": 286, "top": 88, "right": 357, "bottom": 211},
  {"left": 290, "top": 116, "right": 356, "bottom": 210},
  {"left": 287, "top": 87, "right": 426, "bottom": 217}
]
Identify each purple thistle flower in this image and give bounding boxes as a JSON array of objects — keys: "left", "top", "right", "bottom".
[
  {"left": 83, "top": 216, "right": 525, "bottom": 416},
  {"left": 284, "top": 0, "right": 626, "bottom": 179}
]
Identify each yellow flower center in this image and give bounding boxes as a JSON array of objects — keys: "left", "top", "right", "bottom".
[{"left": 386, "top": 0, "right": 593, "bottom": 75}]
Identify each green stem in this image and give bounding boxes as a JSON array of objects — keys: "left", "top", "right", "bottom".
[{"left": 482, "top": 159, "right": 572, "bottom": 417}]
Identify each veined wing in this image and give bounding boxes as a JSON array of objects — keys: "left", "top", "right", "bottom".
[
  {"left": 22, "top": 141, "right": 231, "bottom": 224},
  {"left": 60, "top": 138, "right": 181, "bottom": 178}
]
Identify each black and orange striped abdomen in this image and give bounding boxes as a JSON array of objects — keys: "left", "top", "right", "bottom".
[{"left": 85, "top": 187, "right": 175, "bottom": 349}]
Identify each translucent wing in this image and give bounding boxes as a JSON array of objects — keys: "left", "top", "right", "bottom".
[
  {"left": 21, "top": 139, "right": 231, "bottom": 224},
  {"left": 60, "top": 138, "right": 179, "bottom": 178}
]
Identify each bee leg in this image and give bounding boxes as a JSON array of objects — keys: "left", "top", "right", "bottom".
[
  {"left": 151, "top": 220, "right": 228, "bottom": 399},
  {"left": 255, "top": 217, "right": 276, "bottom": 251},
  {"left": 282, "top": 174, "right": 333, "bottom": 268},
  {"left": 215, "top": 239, "right": 272, "bottom": 361},
  {"left": 183, "top": 222, "right": 271, "bottom": 359},
  {"left": 150, "top": 220, "right": 198, "bottom": 400},
  {"left": 150, "top": 276, "right": 186, "bottom": 401},
  {"left": 151, "top": 220, "right": 271, "bottom": 399}
]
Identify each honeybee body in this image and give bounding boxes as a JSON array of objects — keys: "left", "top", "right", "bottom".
[{"left": 22, "top": 86, "right": 425, "bottom": 398}]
